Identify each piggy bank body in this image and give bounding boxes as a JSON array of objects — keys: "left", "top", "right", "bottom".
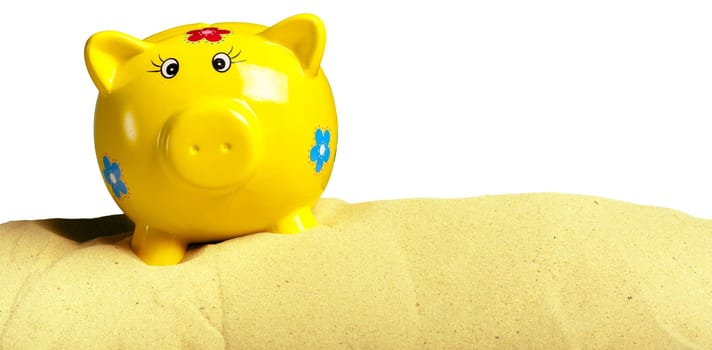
[{"left": 85, "top": 14, "right": 337, "bottom": 265}]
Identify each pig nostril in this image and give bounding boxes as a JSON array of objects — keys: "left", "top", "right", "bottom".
[
  {"left": 190, "top": 144, "right": 200, "bottom": 154},
  {"left": 221, "top": 142, "right": 232, "bottom": 153}
]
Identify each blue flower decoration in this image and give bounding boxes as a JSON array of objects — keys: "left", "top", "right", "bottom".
[
  {"left": 309, "top": 128, "right": 331, "bottom": 173},
  {"left": 102, "top": 155, "right": 128, "bottom": 199}
]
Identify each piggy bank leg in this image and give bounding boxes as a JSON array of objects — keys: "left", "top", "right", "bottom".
[
  {"left": 131, "top": 225, "right": 187, "bottom": 266},
  {"left": 272, "top": 207, "right": 318, "bottom": 233}
]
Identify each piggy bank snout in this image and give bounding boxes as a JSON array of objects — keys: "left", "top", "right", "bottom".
[{"left": 160, "top": 102, "right": 262, "bottom": 189}]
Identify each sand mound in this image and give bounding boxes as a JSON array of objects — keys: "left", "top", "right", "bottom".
[{"left": 1, "top": 193, "right": 711, "bottom": 349}]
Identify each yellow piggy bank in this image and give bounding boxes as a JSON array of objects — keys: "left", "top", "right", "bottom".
[{"left": 84, "top": 14, "right": 337, "bottom": 265}]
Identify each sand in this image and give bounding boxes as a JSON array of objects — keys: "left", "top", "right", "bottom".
[{"left": 1, "top": 193, "right": 711, "bottom": 349}]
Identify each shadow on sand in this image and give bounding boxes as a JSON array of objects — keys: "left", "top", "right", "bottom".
[{"left": 37, "top": 214, "right": 135, "bottom": 243}]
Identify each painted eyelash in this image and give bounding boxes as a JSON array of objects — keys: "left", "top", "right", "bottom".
[
  {"left": 148, "top": 54, "right": 166, "bottom": 73},
  {"left": 228, "top": 47, "right": 246, "bottom": 63}
]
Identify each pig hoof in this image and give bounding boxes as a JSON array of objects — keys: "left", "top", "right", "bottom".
[
  {"left": 272, "top": 207, "right": 317, "bottom": 233},
  {"left": 131, "top": 225, "right": 188, "bottom": 266}
]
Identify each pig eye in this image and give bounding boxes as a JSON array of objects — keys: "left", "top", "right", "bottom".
[
  {"left": 150, "top": 56, "right": 179, "bottom": 79},
  {"left": 212, "top": 52, "right": 231, "bottom": 73},
  {"left": 160, "top": 58, "right": 180, "bottom": 79}
]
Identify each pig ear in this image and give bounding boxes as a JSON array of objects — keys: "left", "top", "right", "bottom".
[
  {"left": 261, "top": 14, "right": 326, "bottom": 77},
  {"left": 84, "top": 31, "right": 150, "bottom": 94}
]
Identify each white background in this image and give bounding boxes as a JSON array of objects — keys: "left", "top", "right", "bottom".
[{"left": 1, "top": 0, "right": 711, "bottom": 222}]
